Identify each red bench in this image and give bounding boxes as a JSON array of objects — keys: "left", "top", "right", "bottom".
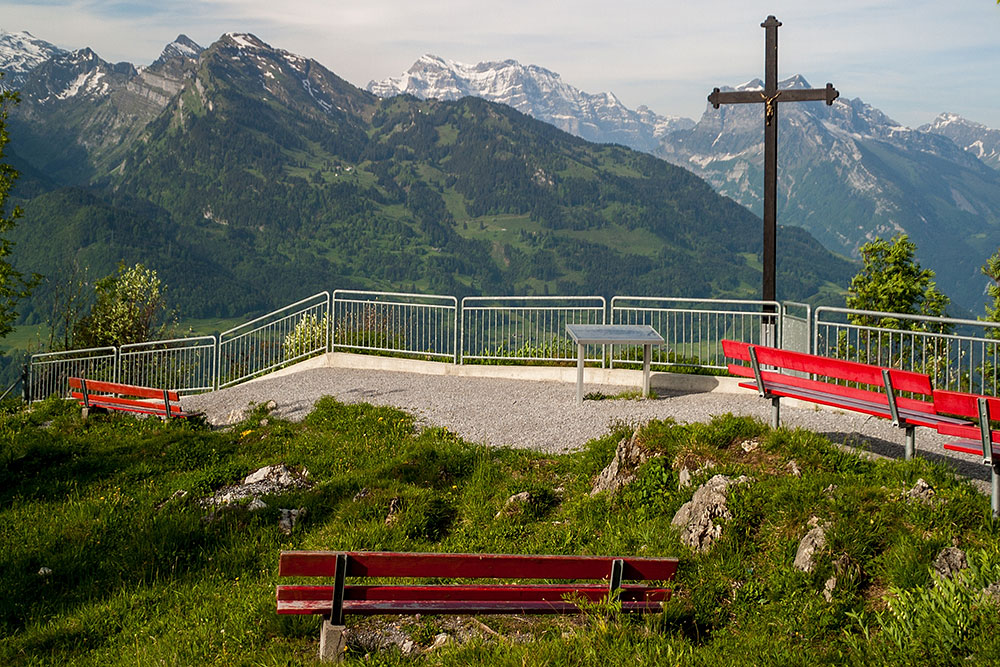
[
  {"left": 932, "top": 389, "right": 1000, "bottom": 517},
  {"left": 277, "top": 550, "right": 678, "bottom": 662},
  {"left": 68, "top": 377, "right": 195, "bottom": 419},
  {"left": 721, "top": 340, "right": 970, "bottom": 459}
]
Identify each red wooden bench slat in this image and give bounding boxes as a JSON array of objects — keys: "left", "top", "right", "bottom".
[
  {"left": 936, "top": 421, "right": 1000, "bottom": 444},
  {"left": 722, "top": 340, "right": 932, "bottom": 394},
  {"left": 739, "top": 378, "right": 895, "bottom": 420},
  {"left": 740, "top": 377, "right": 967, "bottom": 430},
  {"left": 735, "top": 365, "right": 889, "bottom": 406},
  {"left": 932, "top": 389, "right": 1000, "bottom": 465},
  {"left": 278, "top": 599, "right": 664, "bottom": 615},
  {"left": 943, "top": 441, "right": 1000, "bottom": 457},
  {"left": 68, "top": 377, "right": 180, "bottom": 401},
  {"left": 279, "top": 551, "right": 678, "bottom": 581},
  {"left": 277, "top": 583, "right": 670, "bottom": 605},
  {"left": 933, "top": 389, "right": 1000, "bottom": 420},
  {"left": 277, "top": 584, "right": 672, "bottom": 614},
  {"left": 731, "top": 368, "right": 955, "bottom": 426}
]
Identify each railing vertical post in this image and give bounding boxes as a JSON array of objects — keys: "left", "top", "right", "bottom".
[
  {"left": 458, "top": 297, "right": 465, "bottom": 365},
  {"left": 601, "top": 296, "right": 607, "bottom": 368},
  {"left": 326, "top": 292, "right": 333, "bottom": 354},
  {"left": 454, "top": 297, "right": 460, "bottom": 365},
  {"left": 213, "top": 335, "right": 221, "bottom": 391}
]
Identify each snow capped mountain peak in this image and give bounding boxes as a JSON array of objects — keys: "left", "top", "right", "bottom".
[
  {"left": 780, "top": 74, "right": 811, "bottom": 89},
  {"left": 920, "top": 112, "right": 1000, "bottom": 170},
  {"left": 0, "top": 29, "right": 66, "bottom": 83},
  {"left": 222, "top": 33, "right": 269, "bottom": 51},
  {"left": 734, "top": 78, "right": 764, "bottom": 92},
  {"left": 153, "top": 34, "right": 203, "bottom": 66},
  {"left": 731, "top": 75, "right": 813, "bottom": 93},
  {"left": 368, "top": 54, "right": 694, "bottom": 151},
  {"left": 924, "top": 112, "right": 984, "bottom": 131}
]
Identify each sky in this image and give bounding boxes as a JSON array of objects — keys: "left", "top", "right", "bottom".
[{"left": 1, "top": 0, "right": 999, "bottom": 129}]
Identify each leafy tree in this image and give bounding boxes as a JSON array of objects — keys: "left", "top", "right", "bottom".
[
  {"left": 846, "top": 234, "right": 949, "bottom": 329},
  {"left": 45, "top": 262, "right": 91, "bottom": 351},
  {"left": 74, "top": 263, "right": 172, "bottom": 347},
  {"left": 0, "top": 77, "right": 36, "bottom": 340},
  {"left": 981, "top": 248, "right": 1000, "bottom": 332}
]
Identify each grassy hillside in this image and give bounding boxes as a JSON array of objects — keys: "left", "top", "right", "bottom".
[{"left": 2, "top": 398, "right": 999, "bottom": 665}]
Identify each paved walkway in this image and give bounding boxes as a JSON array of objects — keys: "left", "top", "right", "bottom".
[{"left": 182, "top": 360, "right": 991, "bottom": 495}]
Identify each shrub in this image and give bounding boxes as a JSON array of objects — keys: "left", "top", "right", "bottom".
[{"left": 282, "top": 313, "right": 328, "bottom": 359}]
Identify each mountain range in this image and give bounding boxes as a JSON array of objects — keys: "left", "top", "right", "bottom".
[
  {"left": 372, "top": 56, "right": 1000, "bottom": 313},
  {"left": 369, "top": 54, "right": 695, "bottom": 153},
  {"left": 0, "top": 30, "right": 854, "bottom": 330}
]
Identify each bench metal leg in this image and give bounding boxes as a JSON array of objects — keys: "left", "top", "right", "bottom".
[
  {"left": 904, "top": 426, "right": 915, "bottom": 460},
  {"left": 642, "top": 344, "right": 651, "bottom": 398},
  {"left": 992, "top": 464, "right": 1000, "bottom": 520},
  {"left": 576, "top": 343, "right": 585, "bottom": 406},
  {"left": 319, "top": 619, "right": 346, "bottom": 663},
  {"left": 771, "top": 397, "right": 780, "bottom": 429}
]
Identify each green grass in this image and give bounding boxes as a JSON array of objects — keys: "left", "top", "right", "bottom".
[
  {"left": 2, "top": 399, "right": 1000, "bottom": 665},
  {"left": 583, "top": 389, "right": 658, "bottom": 401}
]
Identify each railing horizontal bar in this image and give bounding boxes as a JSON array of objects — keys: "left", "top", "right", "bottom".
[{"left": 220, "top": 292, "right": 329, "bottom": 340}]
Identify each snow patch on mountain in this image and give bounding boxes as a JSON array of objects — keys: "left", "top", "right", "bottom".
[
  {"left": 0, "top": 29, "right": 66, "bottom": 82},
  {"left": 368, "top": 54, "right": 694, "bottom": 152},
  {"left": 152, "top": 35, "right": 203, "bottom": 66},
  {"left": 920, "top": 112, "right": 1000, "bottom": 171}
]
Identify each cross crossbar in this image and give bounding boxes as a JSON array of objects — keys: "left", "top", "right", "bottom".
[{"left": 706, "top": 15, "right": 840, "bottom": 310}]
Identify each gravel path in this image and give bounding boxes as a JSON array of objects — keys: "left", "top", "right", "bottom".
[{"left": 181, "top": 366, "right": 991, "bottom": 491}]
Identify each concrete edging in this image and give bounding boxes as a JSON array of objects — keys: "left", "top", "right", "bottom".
[{"left": 258, "top": 350, "right": 748, "bottom": 395}]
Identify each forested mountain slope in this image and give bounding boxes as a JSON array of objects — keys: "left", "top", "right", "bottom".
[{"left": 4, "top": 32, "right": 854, "bottom": 323}]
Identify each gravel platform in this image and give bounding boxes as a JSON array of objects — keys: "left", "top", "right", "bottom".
[{"left": 181, "top": 366, "right": 991, "bottom": 491}]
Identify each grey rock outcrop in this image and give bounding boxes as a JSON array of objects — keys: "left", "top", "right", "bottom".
[
  {"left": 200, "top": 464, "right": 310, "bottom": 507},
  {"left": 906, "top": 478, "right": 936, "bottom": 506},
  {"left": 933, "top": 546, "right": 968, "bottom": 580},
  {"left": 671, "top": 474, "right": 749, "bottom": 553},
  {"left": 823, "top": 554, "right": 854, "bottom": 602},
  {"left": 678, "top": 462, "right": 716, "bottom": 488},
  {"left": 590, "top": 430, "right": 653, "bottom": 496},
  {"left": 496, "top": 491, "right": 532, "bottom": 518},
  {"left": 794, "top": 521, "right": 829, "bottom": 573},
  {"left": 278, "top": 507, "right": 306, "bottom": 534}
]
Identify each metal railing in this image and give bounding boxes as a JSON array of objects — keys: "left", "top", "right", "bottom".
[
  {"left": 332, "top": 290, "right": 458, "bottom": 362},
  {"left": 611, "top": 297, "right": 781, "bottom": 370},
  {"left": 814, "top": 307, "right": 1000, "bottom": 395},
  {"left": 28, "top": 346, "right": 116, "bottom": 401},
  {"left": 119, "top": 336, "right": 217, "bottom": 394},
  {"left": 461, "top": 296, "right": 606, "bottom": 365},
  {"left": 218, "top": 292, "right": 330, "bottom": 389},
  {"left": 26, "top": 289, "right": 1000, "bottom": 401}
]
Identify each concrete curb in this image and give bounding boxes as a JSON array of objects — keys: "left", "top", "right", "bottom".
[{"left": 256, "top": 351, "right": 748, "bottom": 395}]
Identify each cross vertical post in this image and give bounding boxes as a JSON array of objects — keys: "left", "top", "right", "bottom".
[
  {"left": 762, "top": 16, "right": 779, "bottom": 314},
  {"left": 708, "top": 16, "right": 839, "bottom": 338}
]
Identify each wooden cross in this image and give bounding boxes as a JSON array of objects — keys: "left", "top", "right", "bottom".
[{"left": 708, "top": 16, "right": 839, "bottom": 310}]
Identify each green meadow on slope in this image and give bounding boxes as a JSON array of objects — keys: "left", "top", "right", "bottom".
[{"left": 2, "top": 397, "right": 1000, "bottom": 665}]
